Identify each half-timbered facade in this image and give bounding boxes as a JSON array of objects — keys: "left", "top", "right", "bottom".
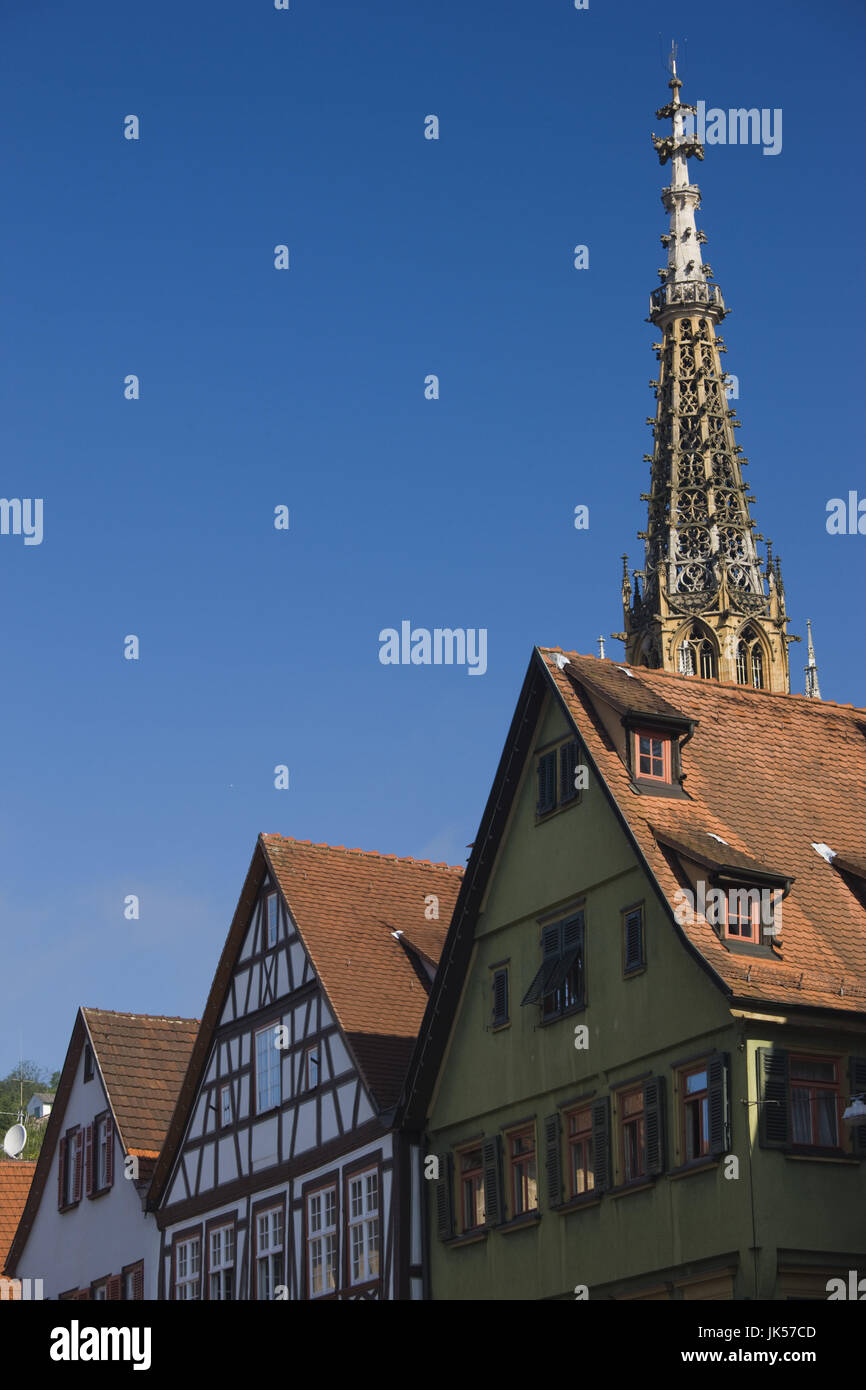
[
  {"left": 149, "top": 835, "right": 461, "bottom": 1299},
  {"left": 4, "top": 1008, "right": 198, "bottom": 1300}
]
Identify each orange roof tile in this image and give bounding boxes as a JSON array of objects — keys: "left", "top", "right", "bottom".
[
  {"left": 0, "top": 1162, "right": 36, "bottom": 1269},
  {"left": 539, "top": 649, "right": 866, "bottom": 1013},
  {"left": 82, "top": 1010, "right": 200, "bottom": 1155}
]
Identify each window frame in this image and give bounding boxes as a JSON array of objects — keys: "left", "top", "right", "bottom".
[
  {"left": 304, "top": 1044, "right": 320, "bottom": 1091},
  {"left": 680, "top": 1063, "right": 711, "bottom": 1162},
  {"left": 565, "top": 1104, "right": 595, "bottom": 1200},
  {"left": 789, "top": 1054, "right": 843, "bottom": 1151},
  {"left": 254, "top": 1022, "right": 282, "bottom": 1114},
  {"left": 505, "top": 1124, "right": 538, "bottom": 1219},
  {"left": 265, "top": 891, "right": 278, "bottom": 949},
  {"left": 633, "top": 728, "right": 672, "bottom": 783},
  {"left": 456, "top": 1143, "right": 486, "bottom": 1234},
  {"left": 536, "top": 738, "right": 582, "bottom": 819},
  {"left": 345, "top": 1165, "right": 380, "bottom": 1289},
  {"left": 220, "top": 1083, "right": 232, "bottom": 1128},
  {"left": 252, "top": 1199, "right": 285, "bottom": 1301},
  {"left": 172, "top": 1228, "right": 202, "bottom": 1302},
  {"left": 206, "top": 1218, "right": 236, "bottom": 1302},
  {"left": 619, "top": 1086, "right": 647, "bottom": 1184},
  {"left": 305, "top": 1180, "right": 339, "bottom": 1300},
  {"left": 94, "top": 1112, "right": 111, "bottom": 1193}
]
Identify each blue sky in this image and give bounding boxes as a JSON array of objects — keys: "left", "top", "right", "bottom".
[{"left": 1, "top": 0, "right": 863, "bottom": 1078}]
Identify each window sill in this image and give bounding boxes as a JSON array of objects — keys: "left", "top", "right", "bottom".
[
  {"left": 784, "top": 1151, "right": 859, "bottom": 1165},
  {"left": 535, "top": 797, "right": 581, "bottom": 825},
  {"left": 537, "top": 1005, "right": 586, "bottom": 1028},
  {"left": 609, "top": 1178, "right": 656, "bottom": 1199},
  {"left": 623, "top": 965, "right": 646, "bottom": 980},
  {"left": 555, "top": 1193, "right": 602, "bottom": 1215},
  {"left": 445, "top": 1229, "right": 488, "bottom": 1249},
  {"left": 491, "top": 1021, "right": 511, "bottom": 1034},
  {"left": 497, "top": 1212, "right": 541, "bottom": 1235},
  {"left": 630, "top": 779, "right": 688, "bottom": 800},
  {"left": 87, "top": 1186, "right": 112, "bottom": 1201},
  {"left": 58, "top": 1202, "right": 80, "bottom": 1214},
  {"left": 667, "top": 1157, "right": 719, "bottom": 1180}
]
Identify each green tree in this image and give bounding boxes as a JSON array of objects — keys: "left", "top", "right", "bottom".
[{"left": 0, "top": 1061, "right": 58, "bottom": 1163}]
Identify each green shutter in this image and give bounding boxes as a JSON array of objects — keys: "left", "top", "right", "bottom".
[
  {"left": 435, "top": 1154, "right": 454, "bottom": 1240},
  {"left": 644, "top": 1076, "right": 666, "bottom": 1175},
  {"left": 624, "top": 909, "right": 643, "bottom": 972},
  {"left": 544, "top": 1113, "right": 562, "bottom": 1208},
  {"left": 591, "top": 1097, "right": 611, "bottom": 1192},
  {"left": 849, "top": 1056, "right": 866, "bottom": 1158},
  {"left": 757, "top": 1048, "right": 789, "bottom": 1148},
  {"left": 707, "top": 1052, "right": 730, "bottom": 1155},
  {"left": 559, "top": 740, "right": 579, "bottom": 804},
  {"left": 537, "top": 752, "right": 557, "bottom": 815},
  {"left": 482, "top": 1136, "right": 503, "bottom": 1226},
  {"left": 492, "top": 968, "right": 509, "bottom": 1026}
]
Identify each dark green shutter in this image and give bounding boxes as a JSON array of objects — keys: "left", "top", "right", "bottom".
[
  {"left": 522, "top": 925, "right": 562, "bottom": 1006},
  {"left": 707, "top": 1052, "right": 730, "bottom": 1155},
  {"left": 624, "top": 909, "right": 643, "bottom": 972},
  {"left": 482, "top": 1136, "right": 503, "bottom": 1227},
  {"left": 849, "top": 1056, "right": 866, "bottom": 1158},
  {"left": 591, "top": 1097, "right": 611, "bottom": 1192},
  {"left": 757, "top": 1048, "right": 789, "bottom": 1148},
  {"left": 544, "top": 1113, "right": 562, "bottom": 1208},
  {"left": 644, "top": 1076, "right": 666, "bottom": 1175},
  {"left": 537, "top": 752, "right": 557, "bottom": 815},
  {"left": 492, "top": 968, "right": 509, "bottom": 1026},
  {"left": 559, "top": 740, "right": 579, "bottom": 804},
  {"left": 435, "top": 1154, "right": 454, "bottom": 1240}
]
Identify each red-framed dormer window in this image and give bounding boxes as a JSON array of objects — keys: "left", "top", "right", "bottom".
[
  {"left": 719, "top": 888, "right": 764, "bottom": 943},
  {"left": 633, "top": 729, "right": 671, "bottom": 782}
]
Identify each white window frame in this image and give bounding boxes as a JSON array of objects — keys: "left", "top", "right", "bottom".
[
  {"left": 307, "top": 1186, "right": 337, "bottom": 1298},
  {"left": 266, "top": 892, "right": 278, "bottom": 948},
  {"left": 92, "top": 1282, "right": 108, "bottom": 1301},
  {"left": 347, "top": 1168, "right": 379, "bottom": 1286},
  {"left": 305, "top": 1044, "right": 319, "bottom": 1091},
  {"left": 220, "top": 1084, "right": 232, "bottom": 1128},
  {"left": 96, "top": 1115, "right": 110, "bottom": 1190},
  {"left": 209, "top": 1224, "right": 235, "bottom": 1301},
  {"left": 255, "top": 1026, "right": 281, "bottom": 1113},
  {"left": 255, "top": 1207, "right": 284, "bottom": 1300},
  {"left": 175, "top": 1235, "right": 201, "bottom": 1301}
]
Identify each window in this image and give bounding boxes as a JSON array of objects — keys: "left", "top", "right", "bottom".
[
  {"left": 623, "top": 905, "right": 644, "bottom": 973},
  {"left": 507, "top": 1127, "right": 538, "bottom": 1217},
  {"left": 83, "top": 1046, "right": 94, "bottom": 1083},
  {"left": 255, "top": 1026, "right": 281, "bottom": 1113},
  {"left": 633, "top": 729, "right": 672, "bottom": 782},
  {"left": 95, "top": 1115, "right": 112, "bottom": 1191},
  {"left": 175, "top": 1236, "right": 201, "bottom": 1301},
  {"left": 266, "top": 892, "right": 278, "bottom": 948},
  {"left": 791, "top": 1057, "right": 841, "bottom": 1148},
  {"left": 719, "top": 887, "right": 765, "bottom": 942},
  {"left": 736, "top": 627, "right": 764, "bottom": 689},
  {"left": 459, "top": 1146, "right": 485, "bottom": 1231},
  {"left": 621, "top": 1088, "right": 646, "bottom": 1182},
  {"left": 678, "top": 625, "right": 717, "bottom": 679},
  {"left": 307, "top": 1187, "right": 337, "bottom": 1297},
  {"left": 92, "top": 1282, "right": 108, "bottom": 1301},
  {"left": 305, "top": 1045, "right": 319, "bottom": 1091},
  {"left": 122, "top": 1263, "right": 143, "bottom": 1301},
  {"left": 58, "top": 1128, "right": 82, "bottom": 1209},
  {"left": 491, "top": 967, "right": 509, "bottom": 1028},
  {"left": 521, "top": 912, "right": 585, "bottom": 1020},
  {"left": 682, "top": 1066, "right": 710, "bottom": 1160},
  {"left": 255, "top": 1207, "right": 284, "bottom": 1300},
  {"left": 347, "top": 1169, "right": 379, "bottom": 1286},
  {"left": 536, "top": 739, "right": 582, "bottom": 816},
  {"left": 566, "top": 1106, "right": 595, "bottom": 1197},
  {"left": 220, "top": 1085, "right": 232, "bottom": 1128},
  {"left": 208, "top": 1225, "right": 235, "bottom": 1300}
]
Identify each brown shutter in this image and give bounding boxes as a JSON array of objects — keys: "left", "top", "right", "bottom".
[
  {"left": 57, "top": 1137, "right": 67, "bottom": 1209},
  {"left": 133, "top": 1264, "right": 144, "bottom": 1301},
  {"left": 591, "top": 1097, "right": 611, "bottom": 1192},
  {"left": 544, "top": 1114, "right": 562, "bottom": 1208},
  {"left": 708, "top": 1053, "right": 730, "bottom": 1155},
  {"left": 73, "top": 1130, "right": 83, "bottom": 1202},
  {"left": 481, "top": 1136, "right": 503, "bottom": 1227},
  {"left": 435, "top": 1155, "right": 454, "bottom": 1240},
  {"left": 849, "top": 1056, "right": 866, "bottom": 1158},
  {"left": 105, "top": 1116, "right": 115, "bottom": 1188},
  {"left": 107, "top": 1275, "right": 122, "bottom": 1301},
  {"left": 84, "top": 1124, "right": 94, "bottom": 1197},
  {"left": 757, "top": 1048, "right": 789, "bottom": 1148},
  {"left": 643, "top": 1076, "right": 666, "bottom": 1175}
]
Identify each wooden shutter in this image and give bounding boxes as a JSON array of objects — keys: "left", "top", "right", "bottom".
[
  {"left": 707, "top": 1053, "right": 730, "bottom": 1155},
  {"left": 521, "top": 924, "right": 561, "bottom": 1006},
  {"left": 643, "top": 1077, "right": 666, "bottom": 1175},
  {"left": 849, "top": 1056, "right": 866, "bottom": 1158},
  {"left": 57, "top": 1136, "right": 67, "bottom": 1209},
  {"left": 435, "top": 1155, "right": 454, "bottom": 1240},
  {"left": 105, "top": 1116, "right": 115, "bottom": 1188},
  {"left": 73, "top": 1130, "right": 83, "bottom": 1202},
  {"left": 84, "top": 1124, "right": 94, "bottom": 1197},
  {"left": 132, "top": 1264, "right": 144, "bottom": 1301},
  {"left": 624, "top": 908, "right": 643, "bottom": 972},
  {"left": 544, "top": 1113, "right": 562, "bottom": 1208},
  {"left": 591, "top": 1097, "right": 611, "bottom": 1192},
  {"left": 492, "top": 968, "right": 509, "bottom": 1026},
  {"left": 536, "top": 751, "right": 557, "bottom": 815},
  {"left": 107, "top": 1275, "right": 123, "bottom": 1301},
  {"left": 757, "top": 1048, "right": 789, "bottom": 1148},
  {"left": 481, "top": 1136, "right": 503, "bottom": 1227},
  {"left": 559, "top": 740, "right": 579, "bottom": 804}
]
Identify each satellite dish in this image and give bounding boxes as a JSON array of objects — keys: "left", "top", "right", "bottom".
[{"left": 3, "top": 1124, "right": 27, "bottom": 1158}]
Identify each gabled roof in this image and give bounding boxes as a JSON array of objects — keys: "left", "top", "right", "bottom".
[
  {"left": 0, "top": 1162, "right": 37, "bottom": 1270},
  {"left": 401, "top": 647, "right": 866, "bottom": 1127},
  {"left": 148, "top": 836, "right": 462, "bottom": 1209},
  {"left": 4, "top": 1009, "right": 198, "bottom": 1275}
]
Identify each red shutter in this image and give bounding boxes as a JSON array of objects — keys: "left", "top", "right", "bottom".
[
  {"left": 76, "top": 1288, "right": 91, "bottom": 1301},
  {"left": 107, "top": 1275, "right": 122, "bottom": 1301},
  {"left": 132, "top": 1263, "right": 144, "bottom": 1301},
  {"left": 105, "top": 1116, "right": 114, "bottom": 1188},
  {"left": 57, "top": 1137, "right": 67, "bottom": 1209},
  {"left": 84, "top": 1124, "right": 94, "bottom": 1196},
  {"left": 73, "top": 1130, "right": 83, "bottom": 1202}
]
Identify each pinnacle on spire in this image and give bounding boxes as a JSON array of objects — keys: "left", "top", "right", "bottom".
[{"left": 804, "top": 619, "right": 822, "bottom": 699}]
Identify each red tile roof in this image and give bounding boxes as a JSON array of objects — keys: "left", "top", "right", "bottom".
[
  {"left": 0, "top": 1162, "right": 36, "bottom": 1270},
  {"left": 540, "top": 649, "right": 866, "bottom": 1013},
  {"left": 261, "top": 837, "right": 463, "bottom": 1106},
  {"left": 82, "top": 1009, "right": 200, "bottom": 1156}
]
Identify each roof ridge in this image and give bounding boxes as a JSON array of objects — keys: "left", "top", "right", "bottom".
[
  {"left": 260, "top": 833, "right": 463, "bottom": 872},
  {"left": 81, "top": 1008, "right": 200, "bottom": 1024},
  {"left": 540, "top": 648, "right": 865, "bottom": 716}
]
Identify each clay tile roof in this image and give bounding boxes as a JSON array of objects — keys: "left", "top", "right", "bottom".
[
  {"left": 539, "top": 649, "right": 866, "bottom": 1013},
  {"left": 563, "top": 653, "right": 692, "bottom": 724},
  {"left": 0, "top": 1162, "right": 37, "bottom": 1269},
  {"left": 649, "top": 823, "right": 791, "bottom": 883},
  {"left": 82, "top": 1009, "right": 199, "bottom": 1155},
  {"left": 260, "top": 837, "right": 463, "bottom": 1107}
]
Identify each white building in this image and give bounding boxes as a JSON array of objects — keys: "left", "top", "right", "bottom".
[{"left": 25, "top": 1093, "right": 54, "bottom": 1120}]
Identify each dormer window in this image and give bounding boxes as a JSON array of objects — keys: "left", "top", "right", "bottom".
[{"left": 634, "top": 729, "right": 671, "bottom": 782}]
